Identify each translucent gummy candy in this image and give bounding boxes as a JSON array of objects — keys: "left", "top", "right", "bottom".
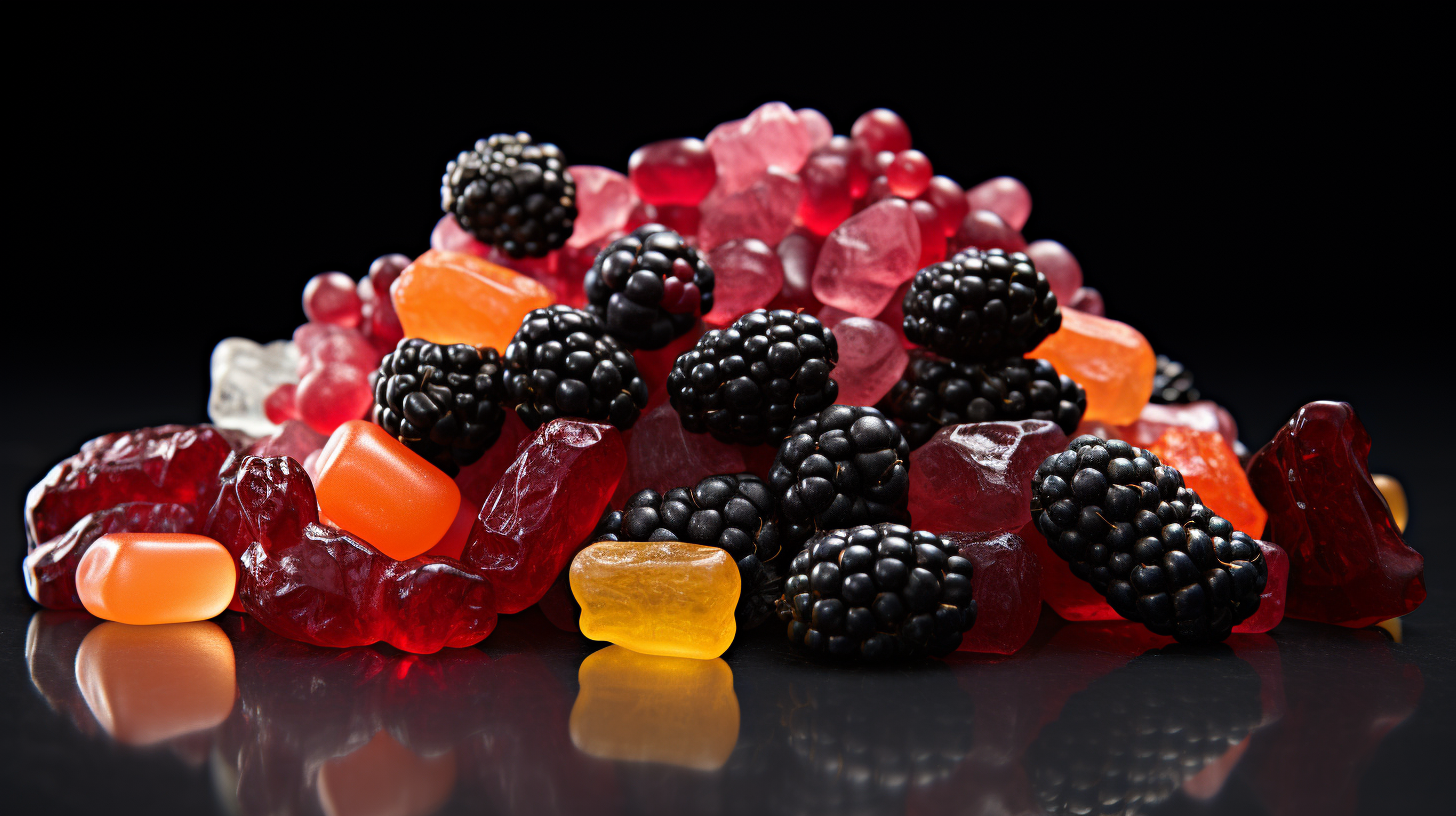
[
  {"left": 208, "top": 337, "right": 300, "bottom": 437},
  {"left": 965, "top": 176, "right": 1032, "bottom": 231},
  {"left": 628, "top": 138, "right": 718, "bottom": 207},
  {"left": 25, "top": 503, "right": 196, "bottom": 610},
  {"left": 829, "top": 317, "right": 908, "bottom": 407},
  {"left": 1025, "top": 239, "right": 1083, "bottom": 303},
  {"left": 811, "top": 198, "right": 922, "bottom": 317},
  {"left": 430, "top": 213, "right": 491, "bottom": 258},
  {"left": 1233, "top": 540, "right": 1288, "bottom": 634},
  {"left": 703, "top": 238, "right": 785, "bottom": 328},
  {"left": 1148, "top": 426, "right": 1267, "bottom": 541},
  {"left": 908, "top": 420, "right": 1069, "bottom": 538},
  {"left": 567, "top": 165, "right": 638, "bottom": 249},
  {"left": 705, "top": 102, "right": 812, "bottom": 195},
  {"left": 1031, "top": 308, "right": 1155, "bottom": 425},
  {"left": 697, "top": 169, "right": 803, "bottom": 252},
  {"left": 613, "top": 402, "right": 746, "bottom": 507},
  {"left": 944, "top": 530, "right": 1042, "bottom": 654},
  {"left": 392, "top": 249, "right": 554, "bottom": 351},
  {"left": 950, "top": 209, "right": 1028, "bottom": 255}
]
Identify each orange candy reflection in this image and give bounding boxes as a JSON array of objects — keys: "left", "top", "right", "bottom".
[
  {"left": 391, "top": 249, "right": 553, "bottom": 351},
  {"left": 569, "top": 645, "right": 739, "bottom": 770},
  {"left": 317, "top": 731, "right": 458, "bottom": 816},
  {"left": 1031, "top": 308, "right": 1155, "bottom": 425},
  {"left": 74, "top": 621, "right": 236, "bottom": 745},
  {"left": 315, "top": 420, "right": 461, "bottom": 561},
  {"left": 75, "top": 533, "right": 235, "bottom": 625}
]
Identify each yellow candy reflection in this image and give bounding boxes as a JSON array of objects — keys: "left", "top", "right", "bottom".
[{"left": 570, "top": 645, "right": 739, "bottom": 770}]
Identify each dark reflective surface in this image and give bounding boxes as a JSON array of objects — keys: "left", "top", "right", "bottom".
[{"left": 7, "top": 599, "right": 1441, "bottom": 816}]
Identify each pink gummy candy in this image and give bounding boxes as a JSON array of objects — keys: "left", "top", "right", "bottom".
[
  {"left": 303, "top": 272, "right": 363, "bottom": 329},
  {"left": 950, "top": 209, "right": 1028, "bottom": 255},
  {"left": 945, "top": 529, "right": 1042, "bottom": 655},
  {"left": 566, "top": 165, "right": 637, "bottom": 250},
  {"left": 1068, "top": 286, "right": 1104, "bottom": 316},
  {"left": 430, "top": 214, "right": 491, "bottom": 258},
  {"left": 697, "top": 169, "right": 803, "bottom": 252},
  {"left": 613, "top": 402, "right": 746, "bottom": 507},
  {"left": 918, "top": 176, "right": 968, "bottom": 237},
  {"left": 705, "top": 103, "right": 812, "bottom": 195},
  {"left": 293, "top": 323, "right": 378, "bottom": 378},
  {"left": 247, "top": 420, "right": 328, "bottom": 464},
  {"left": 796, "top": 152, "right": 854, "bottom": 236},
  {"left": 828, "top": 317, "right": 907, "bottom": 407},
  {"left": 1078, "top": 400, "right": 1240, "bottom": 451},
  {"left": 296, "top": 364, "right": 373, "bottom": 436},
  {"left": 811, "top": 198, "right": 922, "bottom": 317},
  {"left": 1025, "top": 239, "right": 1083, "bottom": 303},
  {"left": 774, "top": 231, "right": 821, "bottom": 311},
  {"left": 795, "top": 108, "right": 833, "bottom": 151},
  {"left": 965, "top": 176, "right": 1032, "bottom": 231},
  {"left": 703, "top": 239, "right": 785, "bottom": 328}
]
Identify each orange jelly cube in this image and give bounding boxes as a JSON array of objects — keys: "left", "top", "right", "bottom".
[
  {"left": 1149, "top": 426, "right": 1268, "bottom": 538},
  {"left": 391, "top": 249, "right": 554, "bottom": 351},
  {"left": 1031, "top": 308, "right": 1155, "bottom": 425},
  {"left": 74, "top": 621, "right": 236, "bottom": 745},
  {"left": 75, "top": 533, "right": 235, "bottom": 625},
  {"left": 315, "top": 420, "right": 461, "bottom": 561}
]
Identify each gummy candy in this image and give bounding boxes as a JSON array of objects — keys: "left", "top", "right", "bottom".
[
  {"left": 907, "top": 420, "right": 1069, "bottom": 538},
  {"left": 247, "top": 418, "right": 328, "bottom": 464},
  {"left": 1021, "top": 520, "right": 1120, "bottom": 621},
  {"left": 263, "top": 383, "right": 298, "bottom": 424},
  {"left": 886, "top": 149, "right": 933, "bottom": 198},
  {"left": 1372, "top": 474, "right": 1408, "bottom": 532},
  {"left": 1148, "top": 427, "right": 1267, "bottom": 539},
  {"left": 811, "top": 198, "right": 922, "bottom": 317},
  {"left": 74, "top": 621, "right": 236, "bottom": 746},
  {"left": 463, "top": 420, "right": 625, "bottom": 613},
  {"left": 795, "top": 108, "right": 833, "bottom": 151},
  {"left": 629, "top": 137, "right": 717, "bottom": 207},
  {"left": 1233, "top": 540, "right": 1288, "bottom": 634},
  {"left": 1247, "top": 401, "right": 1425, "bottom": 627},
  {"left": 828, "top": 317, "right": 908, "bottom": 407},
  {"left": 1078, "top": 400, "right": 1240, "bottom": 451},
  {"left": 360, "top": 254, "right": 409, "bottom": 354},
  {"left": 453, "top": 411, "right": 532, "bottom": 509},
  {"left": 910, "top": 198, "right": 947, "bottom": 267},
  {"left": 391, "top": 248, "right": 554, "bottom": 351},
  {"left": 570, "top": 540, "right": 739, "bottom": 659},
  {"left": 209, "top": 337, "right": 300, "bottom": 437},
  {"left": 566, "top": 165, "right": 637, "bottom": 249},
  {"left": 215, "top": 455, "right": 498, "bottom": 652},
  {"left": 703, "top": 238, "right": 785, "bottom": 328},
  {"left": 950, "top": 209, "right": 1028, "bottom": 255},
  {"left": 25, "top": 503, "right": 195, "bottom": 610},
  {"left": 945, "top": 530, "right": 1042, "bottom": 654},
  {"left": 1067, "top": 286, "right": 1104, "bottom": 316},
  {"left": 1030, "top": 307, "right": 1155, "bottom": 425},
  {"left": 296, "top": 362, "right": 374, "bottom": 436},
  {"left": 918, "top": 175, "right": 969, "bottom": 237},
  {"left": 613, "top": 402, "right": 746, "bottom": 507},
  {"left": 430, "top": 213, "right": 491, "bottom": 258},
  {"left": 850, "top": 108, "right": 912, "bottom": 155},
  {"left": 965, "top": 176, "right": 1032, "bottom": 231},
  {"left": 697, "top": 168, "right": 803, "bottom": 252},
  {"left": 75, "top": 533, "right": 235, "bottom": 625},
  {"left": 796, "top": 152, "right": 854, "bottom": 236},
  {"left": 1025, "top": 239, "right": 1082, "bottom": 303},
  {"left": 25, "top": 424, "right": 248, "bottom": 551},
  {"left": 294, "top": 321, "right": 379, "bottom": 376},
  {"left": 774, "top": 230, "right": 821, "bottom": 310},
  {"left": 303, "top": 271, "right": 363, "bottom": 328},
  {"left": 569, "top": 645, "right": 739, "bottom": 770},
  {"left": 705, "top": 102, "right": 812, "bottom": 194},
  {"left": 315, "top": 421, "right": 461, "bottom": 561}
]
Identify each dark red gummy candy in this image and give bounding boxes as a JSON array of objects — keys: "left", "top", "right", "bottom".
[
  {"left": 24, "top": 502, "right": 196, "bottom": 609},
  {"left": 1247, "top": 401, "right": 1424, "bottom": 627},
  {"left": 25, "top": 424, "right": 249, "bottom": 550},
  {"left": 944, "top": 529, "right": 1042, "bottom": 655},
  {"left": 214, "top": 455, "right": 497, "bottom": 652},
  {"left": 463, "top": 419, "right": 625, "bottom": 613}
]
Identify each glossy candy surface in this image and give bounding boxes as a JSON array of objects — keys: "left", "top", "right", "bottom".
[
  {"left": 570, "top": 540, "right": 740, "bottom": 659},
  {"left": 464, "top": 420, "right": 625, "bottom": 613},
  {"left": 830, "top": 317, "right": 909, "bottom": 407},
  {"left": 697, "top": 169, "right": 803, "bottom": 252},
  {"left": 209, "top": 337, "right": 300, "bottom": 437},
  {"left": 1247, "top": 401, "right": 1425, "bottom": 627},
  {"left": 1149, "top": 427, "right": 1267, "bottom": 539},
  {"left": 1031, "top": 308, "right": 1155, "bottom": 425},
  {"left": 703, "top": 238, "right": 784, "bottom": 328},
  {"left": 76, "top": 533, "right": 235, "bottom": 625},
  {"left": 945, "top": 530, "right": 1042, "bottom": 654},
  {"left": 908, "top": 420, "right": 1069, "bottom": 538},
  {"left": 391, "top": 249, "right": 553, "bottom": 351},
  {"left": 25, "top": 503, "right": 195, "bottom": 610},
  {"left": 811, "top": 198, "right": 922, "bottom": 317},
  {"left": 566, "top": 165, "right": 637, "bottom": 249},
  {"left": 315, "top": 421, "right": 460, "bottom": 561},
  {"left": 629, "top": 138, "right": 717, "bottom": 206},
  {"left": 1234, "top": 540, "right": 1289, "bottom": 634},
  {"left": 613, "top": 402, "right": 745, "bottom": 507}
]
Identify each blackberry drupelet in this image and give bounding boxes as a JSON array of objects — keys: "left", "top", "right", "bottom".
[
  {"left": 372, "top": 339, "right": 508, "bottom": 476},
  {"left": 770, "top": 405, "right": 911, "bottom": 547},
  {"left": 902, "top": 247, "right": 1061, "bottom": 362},
  {"left": 775, "top": 523, "right": 976, "bottom": 660},
  {"left": 441, "top": 132, "right": 577, "bottom": 258},
  {"left": 1029, "top": 434, "right": 1267, "bottom": 643},
  {"left": 1150, "top": 354, "right": 1201, "bottom": 404},
  {"left": 879, "top": 350, "right": 1087, "bottom": 448},
  {"left": 595, "top": 473, "right": 782, "bottom": 628},
  {"left": 584, "top": 224, "right": 716, "bottom": 350},
  {"left": 503, "top": 305, "right": 649, "bottom": 431},
  {"left": 667, "top": 309, "right": 838, "bottom": 447}
]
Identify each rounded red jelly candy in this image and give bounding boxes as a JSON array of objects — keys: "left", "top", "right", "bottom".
[
  {"left": 820, "top": 136, "right": 870, "bottom": 199},
  {"left": 303, "top": 272, "right": 363, "bottom": 328},
  {"left": 703, "top": 239, "right": 784, "bottom": 328},
  {"left": 1026, "top": 239, "right": 1083, "bottom": 303},
  {"left": 628, "top": 138, "right": 717, "bottom": 207},
  {"left": 965, "top": 176, "right": 1033, "bottom": 232},
  {"left": 861, "top": 176, "right": 894, "bottom": 208},
  {"left": 796, "top": 153, "right": 853, "bottom": 236},
  {"left": 368, "top": 254, "right": 410, "bottom": 300},
  {"left": 919, "top": 176, "right": 968, "bottom": 236},
  {"left": 296, "top": 364, "right": 373, "bottom": 436},
  {"left": 850, "top": 108, "right": 912, "bottom": 155},
  {"left": 775, "top": 231, "right": 821, "bottom": 310},
  {"left": 910, "top": 200, "right": 946, "bottom": 267},
  {"left": 263, "top": 383, "right": 298, "bottom": 425},
  {"left": 951, "top": 209, "right": 1028, "bottom": 255},
  {"left": 886, "top": 150, "right": 932, "bottom": 199}
]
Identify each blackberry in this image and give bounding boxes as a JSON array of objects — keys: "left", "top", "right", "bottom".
[
  {"left": 902, "top": 247, "right": 1061, "bottom": 362},
  {"left": 1150, "top": 354, "right": 1201, "bottom": 403},
  {"left": 503, "top": 305, "right": 648, "bottom": 431},
  {"left": 667, "top": 309, "right": 838, "bottom": 447},
  {"left": 595, "top": 473, "right": 782, "bottom": 628},
  {"left": 770, "top": 406, "right": 911, "bottom": 547},
  {"left": 584, "top": 224, "right": 715, "bottom": 350},
  {"left": 1029, "top": 434, "right": 1267, "bottom": 643},
  {"left": 372, "top": 339, "right": 508, "bottom": 476},
  {"left": 440, "top": 132, "right": 577, "bottom": 258},
  {"left": 775, "top": 523, "right": 976, "bottom": 660},
  {"left": 878, "top": 350, "right": 1088, "bottom": 449}
]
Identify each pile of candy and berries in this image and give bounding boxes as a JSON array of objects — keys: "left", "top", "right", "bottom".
[{"left": 23, "top": 104, "right": 1424, "bottom": 663}]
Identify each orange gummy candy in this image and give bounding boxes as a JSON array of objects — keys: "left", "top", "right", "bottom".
[
  {"left": 74, "top": 621, "right": 236, "bottom": 745},
  {"left": 1032, "top": 308, "right": 1155, "bottom": 425},
  {"left": 1149, "top": 426, "right": 1268, "bottom": 538},
  {"left": 315, "top": 420, "right": 461, "bottom": 561},
  {"left": 75, "top": 533, "right": 235, "bottom": 625},
  {"left": 391, "top": 249, "right": 553, "bottom": 351}
]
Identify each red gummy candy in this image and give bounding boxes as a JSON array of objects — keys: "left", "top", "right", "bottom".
[
  {"left": 964, "top": 176, "right": 1032, "bottom": 231},
  {"left": 263, "top": 383, "right": 298, "bottom": 425},
  {"left": 773, "top": 230, "right": 821, "bottom": 311},
  {"left": 950, "top": 209, "right": 1028, "bottom": 255},
  {"left": 454, "top": 411, "right": 533, "bottom": 510},
  {"left": 24, "top": 503, "right": 196, "bottom": 609},
  {"left": 213, "top": 455, "right": 498, "bottom": 652},
  {"left": 850, "top": 108, "right": 912, "bottom": 156},
  {"left": 697, "top": 169, "right": 803, "bottom": 252},
  {"left": 613, "top": 402, "right": 746, "bottom": 507},
  {"left": 918, "top": 176, "right": 968, "bottom": 238},
  {"left": 1022, "top": 520, "right": 1119, "bottom": 621},
  {"left": 463, "top": 420, "right": 626, "bottom": 613},
  {"left": 945, "top": 529, "right": 1042, "bottom": 655},
  {"left": 302, "top": 272, "right": 363, "bottom": 328},
  {"left": 703, "top": 238, "right": 784, "bottom": 328},
  {"left": 796, "top": 152, "right": 854, "bottom": 236},
  {"left": 629, "top": 138, "right": 717, "bottom": 207},
  {"left": 25, "top": 424, "right": 248, "bottom": 551},
  {"left": 1234, "top": 540, "right": 1288, "bottom": 634},
  {"left": 907, "top": 420, "right": 1068, "bottom": 538},
  {"left": 1246, "top": 401, "right": 1424, "bottom": 627}
]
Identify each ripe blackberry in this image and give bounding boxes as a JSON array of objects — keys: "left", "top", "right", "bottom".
[
  {"left": 440, "top": 132, "right": 577, "bottom": 258},
  {"left": 372, "top": 339, "right": 508, "bottom": 476},
  {"left": 667, "top": 309, "right": 838, "bottom": 447},
  {"left": 503, "top": 305, "right": 648, "bottom": 431},
  {"left": 902, "top": 247, "right": 1061, "bottom": 362},
  {"left": 595, "top": 473, "right": 782, "bottom": 628},
  {"left": 584, "top": 224, "right": 715, "bottom": 350},
  {"left": 775, "top": 523, "right": 976, "bottom": 660},
  {"left": 770, "top": 405, "right": 910, "bottom": 547},
  {"left": 1150, "top": 354, "right": 1201, "bottom": 404},
  {"left": 1029, "top": 434, "right": 1267, "bottom": 643},
  {"left": 879, "top": 350, "right": 1087, "bottom": 449}
]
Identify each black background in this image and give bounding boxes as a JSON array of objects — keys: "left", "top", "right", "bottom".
[{"left": 4, "top": 21, "right": 1449, "bottom": 814}]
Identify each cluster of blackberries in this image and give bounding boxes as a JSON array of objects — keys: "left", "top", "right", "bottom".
[
  {"left": 372, "top": 340, "right": 507, "bottom": 476},
  {"left": 902, "top": 248, "right": 1061, "bottom": 362},
  {"left": 441, "top": 132, "right": 576, "bottom": 258},
  {"left": 1030, "top": 435, "right": 1267, "bottom": 643},
  {"left": 584, "top": 224, "right": 715, "bottom": 350},
  {"left": 503, "top": 305, "right": 649, "bottom": 431}
]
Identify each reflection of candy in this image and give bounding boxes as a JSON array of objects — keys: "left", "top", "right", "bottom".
[
  {"left": 317, "top": 731, "right": 457, "bottom": 816},
  {"left": 570, "top": 645, "right": 739, "bottom": 770},
  {"left": 74, "top": 621, "right": 236, "bottom": 746}
]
